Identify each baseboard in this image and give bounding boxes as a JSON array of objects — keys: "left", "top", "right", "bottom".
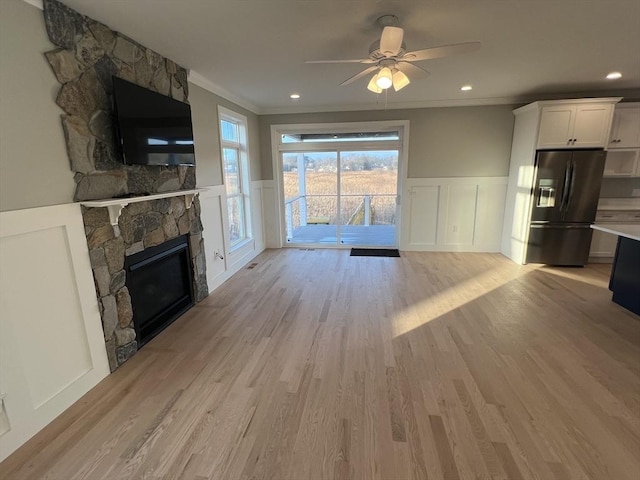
[
  {"left": 404, "top": 244, "right": 502, "bottom": 253},
  {"left": 206, "top": 243, "right": 266, "bottom": 292},
  {"left": 588, "top": 256, "right": 614, "bottom": 264}
]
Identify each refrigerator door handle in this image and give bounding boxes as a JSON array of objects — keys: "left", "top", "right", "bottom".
[
  {"left": 559, "top": 162, "right": 571, "bottom": 211},
  {"left": 564, "top": 160, "right": 576, "bottom": 212}
]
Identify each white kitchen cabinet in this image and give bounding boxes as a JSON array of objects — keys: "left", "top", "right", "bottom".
[
  {"left": 589, "top": 210, "right": 640, "bottom": 261},
  {"left": 538, "top": 103, "right": 615, "bottom": 149},
  {"left": 608, "top": 103, "right": 640, "bottom": 148},
  {"left": 589, "top": 228, "right": 619, "bottom": 259},
  {"left": 603, "top": 149, "right": 640, "bottom": 177}
]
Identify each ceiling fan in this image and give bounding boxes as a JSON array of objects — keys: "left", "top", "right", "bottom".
[{"left": 306, "top": 15, "right": 480, "bottom": 93}]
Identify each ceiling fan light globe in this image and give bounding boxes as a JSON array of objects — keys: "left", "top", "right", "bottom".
[
  {"left": 392, "top": 70, "right": 410, "bottom": 91},
  {"left": 367, "top": 74, "right": 383, "bottom": 93},
  {"left": 375, "top": 67, "right": 393, "bottom": 89}
]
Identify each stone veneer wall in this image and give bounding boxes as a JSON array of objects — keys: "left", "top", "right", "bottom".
[
  {"left": 42, "top": 0, "right": 208, "bottom": 370},
  {"left": 42, "top": 0, "right": 194, "bottom": 200}
]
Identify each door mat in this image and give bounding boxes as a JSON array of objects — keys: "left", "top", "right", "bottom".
[{"left": 350, "top": 248, "right": 400, "bottom": 257}]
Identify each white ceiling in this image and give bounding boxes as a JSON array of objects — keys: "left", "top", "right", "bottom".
[{"left": 53, "top": 0, "right": 640, "bottom": 114}]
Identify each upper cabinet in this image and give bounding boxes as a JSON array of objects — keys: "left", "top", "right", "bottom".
[
  {"left": 603, "top": 149, "right": 640, "bottom": 177},
  {"left": 608, "top": 103, "right": 640, "bottom": 149},
  {"left": 537, "top": 102, "right": 616, "bottom": 149}
]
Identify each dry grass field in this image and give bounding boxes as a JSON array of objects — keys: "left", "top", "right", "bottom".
[
  {"left": 283, "top": 170, "right": 398, "bottom": 226},
  {"left": 283, "top": 170, "right": 397, "bottom": 197}
]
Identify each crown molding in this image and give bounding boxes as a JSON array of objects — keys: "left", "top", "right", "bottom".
[
  {"left": 259, "top": 96, "right": 522, "bottom": 115},
  {"left": 188, "top": 70, "right": 261, "bottom": 115},
  {"left": 22, "top": 0, "right": 43, "bottom": 9}
]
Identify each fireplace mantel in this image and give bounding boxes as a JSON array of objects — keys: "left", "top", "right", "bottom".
[{"left": 80, "top": 189, "right": 205, "bottom": 226}]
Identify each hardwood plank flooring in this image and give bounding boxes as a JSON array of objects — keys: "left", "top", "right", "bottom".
[{"left": 1, "top": 249, "right": 638, "bottom": 480}]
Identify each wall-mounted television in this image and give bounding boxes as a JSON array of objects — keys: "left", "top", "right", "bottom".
[{"left": 112, "top": 76, "right": 196, "bottom": 166}]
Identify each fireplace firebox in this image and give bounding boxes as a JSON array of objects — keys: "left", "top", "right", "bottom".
[{"left": 125, "top": 234, "right": 194, "bottom": 347}]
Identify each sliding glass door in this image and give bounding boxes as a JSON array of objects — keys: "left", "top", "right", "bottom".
[
  {"left": 338, "top": 150, "right": 398, "bottom": 246},
  {"left": 283, "top": 152, "right": 338, "bottom": 245},
  {"left": 280, "top": 130, "right": 401, "bottom": 247}
]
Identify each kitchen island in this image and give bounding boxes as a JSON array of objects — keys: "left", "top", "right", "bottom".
[{"left": 591, "top": 224, "right": 640, "bottom": 315}]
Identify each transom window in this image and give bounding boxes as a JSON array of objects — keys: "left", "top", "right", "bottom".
[
  {"left": 281, "top": 131, "right": 399, "bottom": 143},
  {"left": 219, "top": 107, "right": 251, "bottom": 249}
]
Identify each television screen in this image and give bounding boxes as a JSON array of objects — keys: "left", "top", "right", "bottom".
[{"left": 112, "top": 77, "right": 196, "bottom": 166}]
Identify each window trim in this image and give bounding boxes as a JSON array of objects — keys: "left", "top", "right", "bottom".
[
  {"left": 270, "top": 120, "right": 409, "bottom": 249},
  {"left": 218, "top": 106, "right": 252, "bottom": 252}
]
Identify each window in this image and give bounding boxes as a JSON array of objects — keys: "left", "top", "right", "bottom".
[{"left": 219, "top": 107, "right": 251, "bottom": 249}]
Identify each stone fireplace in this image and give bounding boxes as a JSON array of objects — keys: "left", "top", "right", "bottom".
[
  {"left": 81, "top": 194, "right": 207, "bottom": 370},
  {"left": 42, "top": 0, "right": 209, "bottom": 371}
]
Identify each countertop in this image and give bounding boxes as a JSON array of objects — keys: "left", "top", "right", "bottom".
[
  {"left": 597, "top": 198, "right": 640, "bottom": 211},
  {"left": 591, "top": 223, "right": 640, "bottom": 241}
]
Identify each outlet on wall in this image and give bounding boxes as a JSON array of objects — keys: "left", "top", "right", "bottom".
[{"left": 632, "top": 189, "right": 640, "bottom": 197}]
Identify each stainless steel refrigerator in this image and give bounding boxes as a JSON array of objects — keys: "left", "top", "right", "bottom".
[{"left": 526, "top": 150, "right": 606, "bottom": 266}]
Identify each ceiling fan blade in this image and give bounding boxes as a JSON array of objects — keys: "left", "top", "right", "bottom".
[
  {"left": 340, "top": 66, "right": 380, "bottom": 86},
  {"left": 380, "top": 26, "right": 404, "bottom": 57},
  {"left": 306, "top": 59, "right": 375, "bottom": 64},
  {"left": 403, "top": 42, "right": 481, "bottom": 62},
  {"left": 397, "top": 62, "right": 430, "bottom": 79}
]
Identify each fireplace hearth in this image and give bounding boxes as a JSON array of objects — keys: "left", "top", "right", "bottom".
[{"left": 125, "top": 234, "right": 194, "bottom": 347}]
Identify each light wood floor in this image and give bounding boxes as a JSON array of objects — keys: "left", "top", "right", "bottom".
[{"left": 2, "top": 250, "right": 639, "bottom": 480}]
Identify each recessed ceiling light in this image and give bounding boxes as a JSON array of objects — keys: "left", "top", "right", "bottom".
[
  {"left": 606, "top": 72, "right": 622, "bottom": 80},
  {"left": 290, "top": 93, "right": 301, "bottom": 99},
  {"left": 461, "top": 85, "right": 473, "bottom": 91}
]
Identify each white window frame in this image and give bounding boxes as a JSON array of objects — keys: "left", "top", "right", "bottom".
[
  {"left": 270, "top": 120, "right": 409, "bottom": 249},
  {"left": 218, "top": 106, "right": 252, "bottom": 252}
]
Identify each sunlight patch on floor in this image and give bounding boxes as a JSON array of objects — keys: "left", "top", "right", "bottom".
[
  {"left": 391, "top": 263, "right": 536, "bottom": 338},
  {"left": 538, "top": 265, "right": 611, "bottom": 288}
]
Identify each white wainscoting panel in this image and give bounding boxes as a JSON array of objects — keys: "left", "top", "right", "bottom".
[
  {"left": 475, "top": 183, "right": 509, "bottom": 247},
  {"left": 406, "top": 185, "right": 439, "bottom": 246},
  {"left": 402, "top": 177, "right": 508, "bottom": 252},
  {"left": 251, "top": 181, "right": 267, "bottom": 253},
  {"left": 260, "top": 181, "right": 279, "bottom": 248},
  {"left": 199, "top": 182, "right": 268, "bottom": 293},
  {"left": 0, "top": 203, "right": 110, "bottom": 461},
  {"left": 439, "top": 184, "right": 477, "bottom": 246},
  {"left": 199, "top": 185, "right": 228, "bottom": 292}
]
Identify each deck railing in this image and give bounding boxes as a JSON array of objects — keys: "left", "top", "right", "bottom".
[{"left": 284, "top": 194, "right": 396, "bottom": 240}]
